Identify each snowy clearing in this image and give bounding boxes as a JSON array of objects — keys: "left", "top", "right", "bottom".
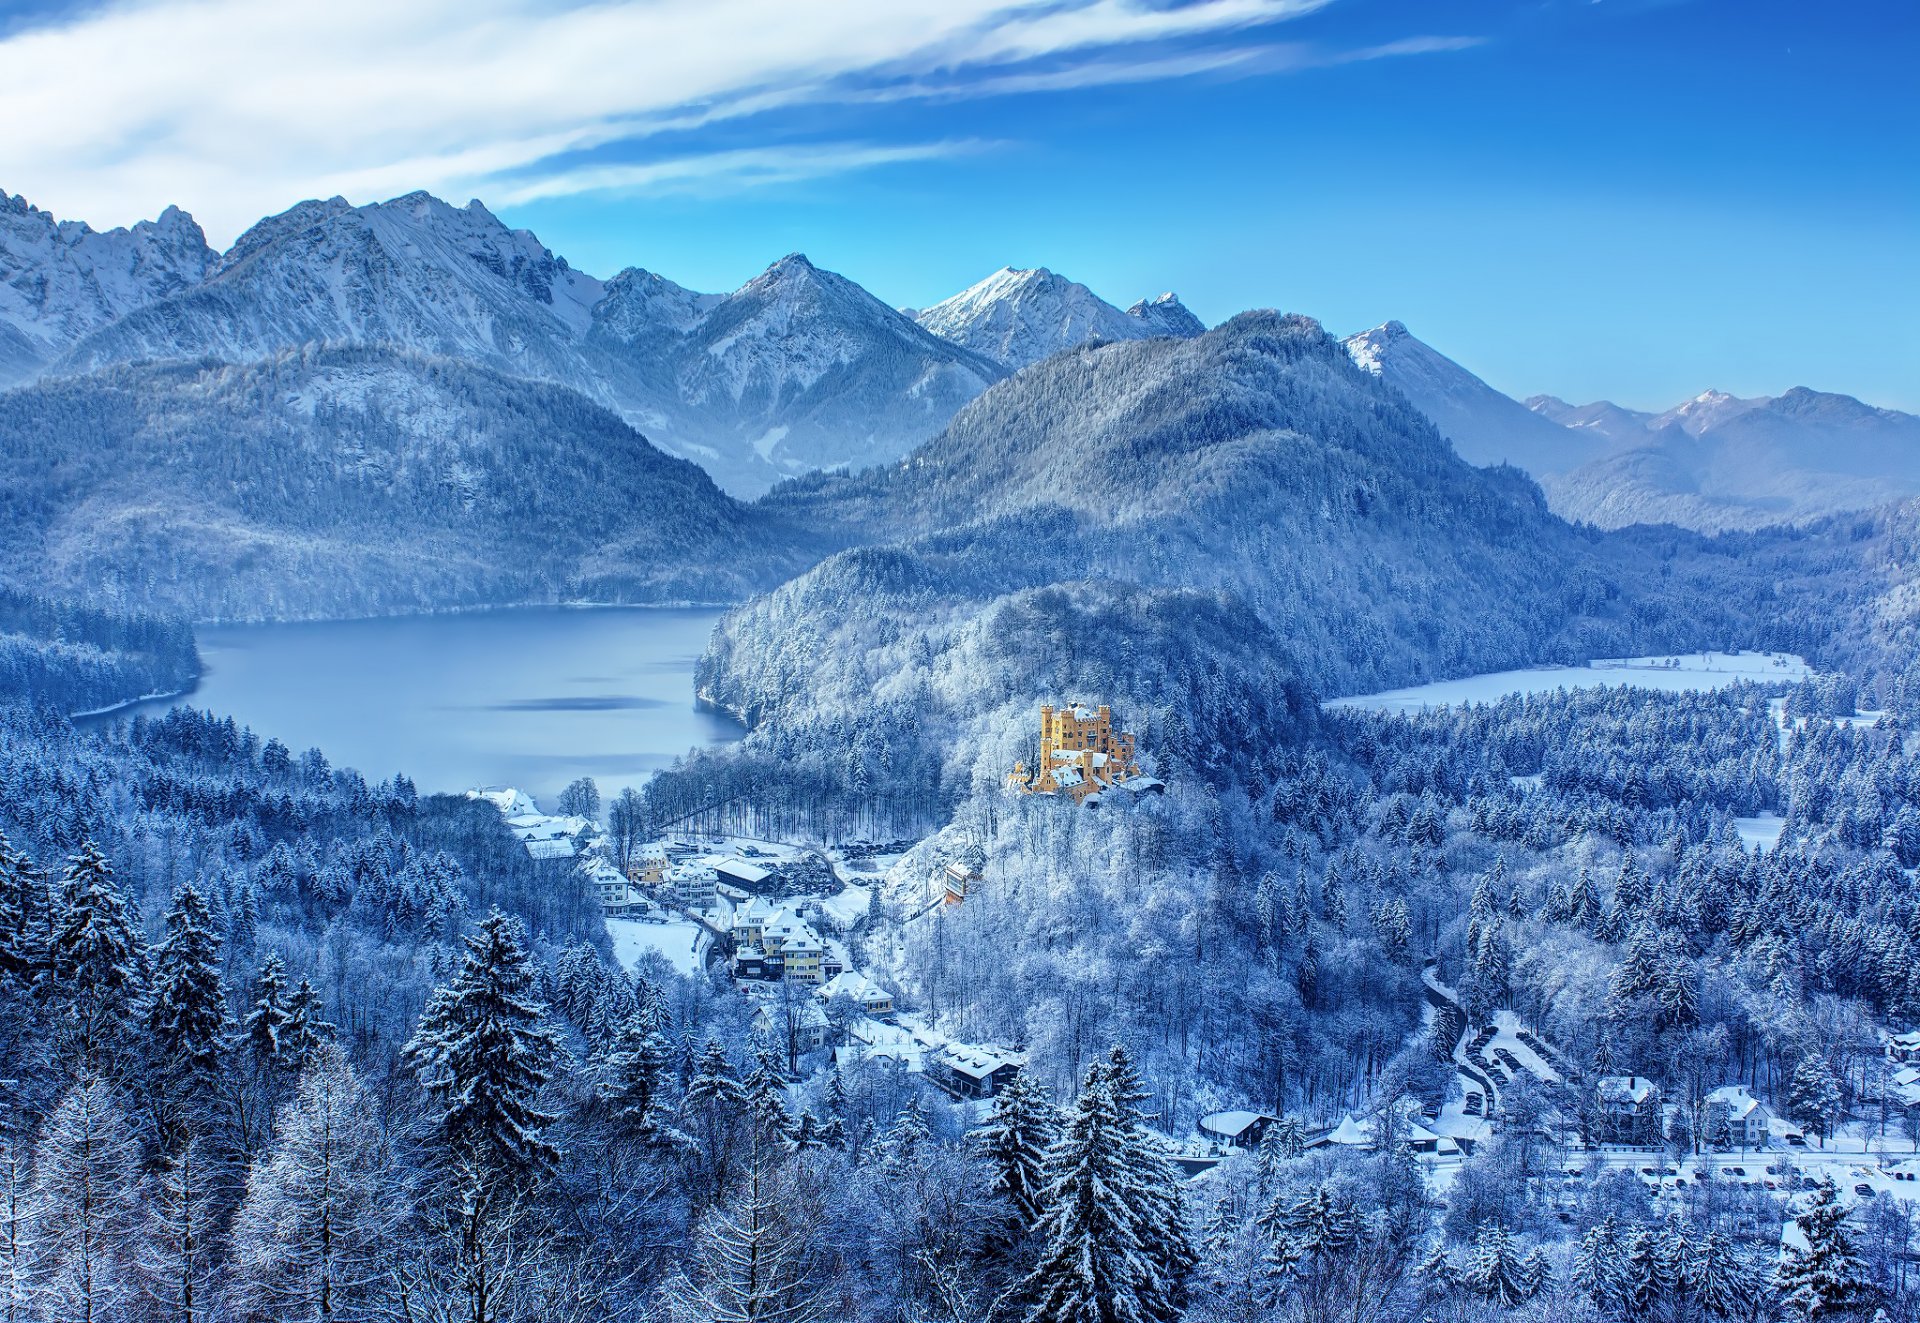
[
  {"left": 1326, "top": 651, "right": 1811, "bottom": 714},
  {"left": 818, "top": 883, "right": 871, "bottom": 926},
  {"left": 606, "top": 915, "right": 708, "bottom": 976}
]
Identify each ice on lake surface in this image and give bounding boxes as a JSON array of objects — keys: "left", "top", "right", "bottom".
[
  {"left": 1326, "top": 650, "right": 1812, "bottom": 715},
  {"left": 83, "top": 606, "right": 743, "bottom": 808}
]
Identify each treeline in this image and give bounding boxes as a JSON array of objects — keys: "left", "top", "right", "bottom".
[{"left": 0, "top": 586, "right": 199, "bottom": 715}]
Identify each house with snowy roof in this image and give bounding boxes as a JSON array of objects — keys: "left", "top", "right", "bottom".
[
  {"left": 928, "top": 1044, "right": 1024, "bottom": 1100},
  {"left": 817, "top": 971, "right": 894, "bottom": 1016},
  {"left": 581, "top": 857, "right": 634, "bottom": 909},
  {"left": 1594, "top": 1075, "right": 1662, "bottom": 1145},
  {"left": 1702, "top": 1084, "right": 1772, "bottom": 1150},
  {"left": 1198, "top": 1110, "right": 1279, "bottom": 1150}
]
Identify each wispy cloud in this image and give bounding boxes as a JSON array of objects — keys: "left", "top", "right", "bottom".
[{"left": 0, "top": 0, "right": 1469, "bottom": 243}]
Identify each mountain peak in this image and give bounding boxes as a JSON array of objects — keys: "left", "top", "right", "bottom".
[
  {"left": 1126, "top": 291, "right": 1205, "bottom": 338},
  {"left": 914, "top": 264, "right": 1162, "bottom": 369}
]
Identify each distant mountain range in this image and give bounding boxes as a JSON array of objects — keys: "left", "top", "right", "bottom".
[
  {"left": 2, "top": 188, "right": 1198, "bottom": 497},
  {"left": 1346, "top": 320, "right": 1920, "bottom": 532}
]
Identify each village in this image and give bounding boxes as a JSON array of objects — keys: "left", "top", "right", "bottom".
[{"left": 472, "top": 697, "right": 1920, "bottom": 1258}]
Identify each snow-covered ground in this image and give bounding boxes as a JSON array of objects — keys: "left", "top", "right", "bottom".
[
  {"left": 606, "top": 915, "right": 708, "bottom": 976},
  {"left": 818, "top": 882, "right": 871, "bottom": 926},
  {"left": 1327, "top": 651, "right": 1811, "bottom": 714},
  {"left": 1733, "top": 812, "right": 1788, "bottom": 851}
]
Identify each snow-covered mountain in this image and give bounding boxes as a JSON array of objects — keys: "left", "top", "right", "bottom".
[
  {"left": 1126, "top": 291, "right": 1205, "bottom": 338},
  {"left": 1532, "top": 386, "right": 1920, "bottom": 531},
  {"left": 1341, "top": 320, "right": 1601, "bottom": 476},
  {"left": 57, "top": 191, "right": 606, "bottom": 393},
  {"left": 913, "top": 266, "right": 1200, "bottom": 369},
  {"left": 588, "top": 254, "right": 1005, "bottom": 494},
  {"left": 0, "top": 191, "right": 214, "bottom": 387}
]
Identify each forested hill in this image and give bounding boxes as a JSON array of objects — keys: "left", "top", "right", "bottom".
[
  {"left": 0, "top": 587, "right": 200, "bottom": 715},
  {"left": 0, "top": 345, "right": 824, "bottom": 620},
  {"left": 753, "top": 312, "right": 1817, "bottom": 700}
]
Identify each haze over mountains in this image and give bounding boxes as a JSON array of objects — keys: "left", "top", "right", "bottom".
[{"left": 1348, "top": 319, "right": 1920, "bottom": 532}]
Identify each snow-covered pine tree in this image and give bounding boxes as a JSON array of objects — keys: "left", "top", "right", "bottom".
[
  {"left": 1776, "top": 1176, "right": 1877, "bottom": 1320},
  {"left": 144, "top": 883, "right": 229, "bottom": 1141},
  {"left": 227, "top": 1045, "right": 404, "bottom": 1323},
  {"left": 1571, "top": 1215, "right": 1628, "bottom": 1313},
  {"left": 404, "top": 910, "right": 565, "bottom": 1182},
  {"left": 282, "top": 980, "right": 334, "bottom": 1071},
  {"left": 0, "top": 834, "right": 48, "bottom": 997},
  {"left": 243, "top": 954, "right": 292, "bottom": 1072},
  {"left": 1460, "top": 1223, "right": 1534, "bottom": 1308},
  {"left": 1017, "top": 1066, "right": 1171, "bottom": 1323},
  {"left": 744, "top": 1052, "right": 796, "bottom": 1148},
  {"left": 1688, "top": 1227, "right": 1754, "bottom": 1320},
  {"left": 1101, "top": 1046, "right": 1195, "bottom": 1301},
  {"left": 682, "top": 1039, "right": 747, "bottom": 1199},
  {"left": 47, "top": 842, "right": 146, "bottom": 1078},
  {"left": 1789, "top": 1052, "right": 1846, "bottom": 1147},
  {"left": 602, "top": 1010, "right": 677, "bottom": 1140},
  {"left": 29, "top": 1078, "right": 145, "bottom": 1323},
  {"left": 975, "top": 1071, "right": 1054, "bottom": 1236}
]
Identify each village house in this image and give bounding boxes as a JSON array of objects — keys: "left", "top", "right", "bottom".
[
  {"left": 714, "top": 856, "right": 775, "bottom": 892},
  {"left": 1594, "top": 1075, "right": 1663, "bottom": 1146},
  {"left": 928, "top": 1044, "right": 1024, "bottom": 1100},
  {"left": 732, "top": 904, "right": 829, "bottom": 986},
  {"left": 753, "top": 1000, "right": 833, "bottom": 1055},
  {"left": 818, "top": 970, "right": 894, "bottom": 1016},
  {"left": 1702, "top": 1084, "right": 1772, "bottom": 1150},
  {"left": 581, "top": 857, "right": 634, "bottom": 909},
  {"left": 1007, "top": 702, "right": 1157, "bottom": 805},
  {"left": 1198, "top": 1110, "right": 1280, "bottom": 1151},
  {"left": 626, "top": 842, "right": 669, "bottom": 885},
  {"left": 667, "top": 861, "right": 718, "bottom": 912},
  {"left": 1888, "top": 1030, "right": 1920, "bottom": 1063}
]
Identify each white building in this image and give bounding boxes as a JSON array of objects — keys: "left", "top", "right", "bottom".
[
  {"left": 1702, "top": 1084, "right": 1772, "bottom": 1149},
  {"left": 581, "top": 857, "right": 634, "bottom": 909},
  {"left": 818, "top": 971, "right": 894, "bottom": 1016},
  {"left": 667, "top": 861, "right": 719, "bottom": 911}
]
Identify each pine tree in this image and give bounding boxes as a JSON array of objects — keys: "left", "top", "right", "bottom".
[
  {"left": 683, "top": 1040, "right": 748, "bottom": 1199},
  {"left": 743, "top": 1052, "right": 795, "bottom": 1148},
  {"left": 145, "top": 884, "right": 229, "bottom": 1142},
  {"left": 0, "top": 834, "right": 47, "bottom": 996},
  {"left": 1689, "top": 1228, "right": 1753, "bottom": 1320},
  {"left": 47, "top": 842, "right": 146, "bottom": 1078},
  {"left": 29, "top": 1079, "right": 145, "bottom": 1323},
  {"left": 1460, "top": 1223, "right": 1534, "bottom": 1307},
  {"left": 1572, "top": 1215, "right": 1628, "bottom": 1313},
  {"left": 1018, "top": 1067, "right": 1173, "bottom": 1323},
  {"left": 976, "top": 1072, "right": 1054, "bottom": 1236},
  {"left": 1101, "top": 1046, "right": 1195, "bottom": 1302},
  {"left": 282, "top": 980, "right": 334, "bottom": 1071},
  {"left": 228, "top": 1046, "right": 404, "bottom": 1323},
  {"left": 404, "top": 910, "right": 565, "bottom": 1182},
  {"left": 243, "top": 954, "right": 292, "bottom": 1072},
  {"left": 1776, "top": 1177, "right": 1877, "bottom": 1320},
  {"left": 602, "top": 1011, "right": 677, "bottom": 1141},
  {"left": 1789, "top": 1052, "right": 1846, "bottom": 1147}
]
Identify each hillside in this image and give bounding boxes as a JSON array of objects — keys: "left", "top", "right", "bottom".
[{"left": 0, "top": 346, "right": 819, "bottom": 619}]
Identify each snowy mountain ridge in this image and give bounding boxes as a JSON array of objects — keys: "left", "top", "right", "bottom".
[
  {"left": 0, "top": 190, "right": 215, "bottom": 386},
  {"left": 913, "top": 265, "right": 1203, "bottom": 369}
]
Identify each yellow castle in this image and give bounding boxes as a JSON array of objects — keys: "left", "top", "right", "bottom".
[{"left": 1007, "top": 702, "right": 1145, "bottom": 804}]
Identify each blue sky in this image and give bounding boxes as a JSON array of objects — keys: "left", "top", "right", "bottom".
[{"left": 1, "top": 0, "right": 1913, "bottom": 409}]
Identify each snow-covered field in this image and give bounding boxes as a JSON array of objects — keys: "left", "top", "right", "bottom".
[
  {"left": 1327, "top": 651, "right": 1811, "bottom": 714},
  {"left": 606, "top": 915, "right": 708, "bottom": 976},
  {"left": 1733, "top": 812, "right": 1788, "bottom": 851},
  {"left": 818, "top": 883, "right": 871, "bottom": 926}
]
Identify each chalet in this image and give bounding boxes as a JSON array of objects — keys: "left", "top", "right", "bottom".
[
  {"left": 1198, "top": 1110, "right": 1279, "bottom": 1150},
  {"left": 818, "top": 971, "right": 894, "bottom": 1016},
  {"left": 929, "top": 1045, "right": 1024, "bottom": 1100},
  {"left": 1594, "top": 1075, "right": 1662, "bottom": 1146},
  {"left": 1702, "top": 1084, "right": 1772, "bottom": 1150},
  {"left": 1888, "top": 1030, "right": 1920, "bottom": 1063}
]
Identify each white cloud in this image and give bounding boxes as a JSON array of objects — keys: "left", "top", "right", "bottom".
[{"left": 0, "top": 0, "right": 1461, "bottom": 243}]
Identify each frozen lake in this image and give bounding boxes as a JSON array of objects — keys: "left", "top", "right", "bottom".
[
  {"left": 1327, "top": 650, "right": 1812, "bottom": 715},
  {"left": 86, "top": 607, "right": 743, "bottom": 807}
]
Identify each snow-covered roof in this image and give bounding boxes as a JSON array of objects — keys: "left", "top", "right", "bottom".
[
  {"left": 525, "top": 838, "right": 576, "bottom": 860},
  {"left": 713, "top": 857, "right": 772, "bottom": 884},
  {"left": 1704, "top": 1085, "right": 1766, "bottom": 1120},
  {"left": 1199, "top": 1110, "right": 1271, "bottom": 1139},
  {"left": 818, "top": 972, "right": 892, "bottom": 1005},
  {"left": 1326, "top": 1114, "right": 1371, "bottom": 1146},
  {"left": 1597, "top": 1075, "right": 1658, "bottom": 1105},
  {"left": 939, "top": 1044, "right": 1024, "bottom": 1080},
  {"left": 468, "top": 786, "right": 539, "bottom": 816}
]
